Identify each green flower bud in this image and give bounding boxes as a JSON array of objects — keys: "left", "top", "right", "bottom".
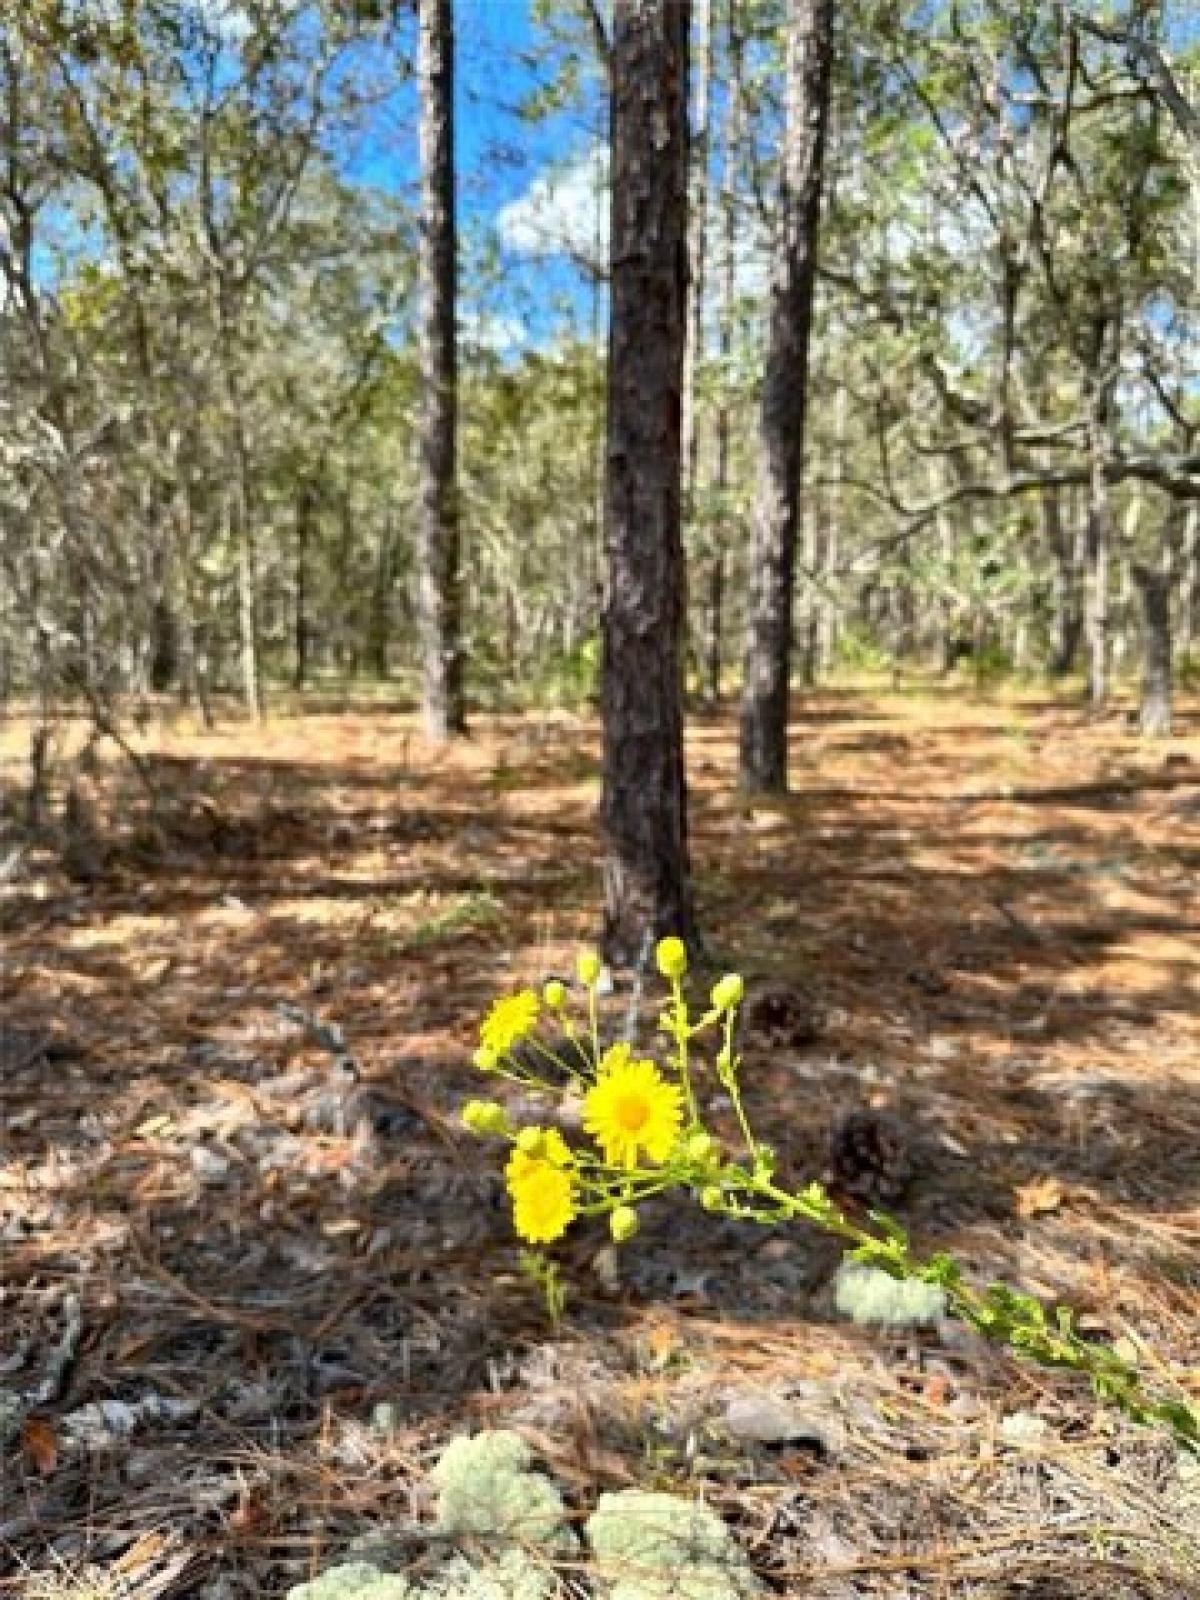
[
  {"left": 753, "top": 1144, "right": 776, "bottom": 1176},
  {"left": 710, "top": 973, "right": 744, "bottom": 1012},
  {"left": 461, "top": 1099, "right": 510, "bottom": 1137},
  {"left": 655, "top": 936, "right": 688, "bottom": 981},
  {"left": 543, "top": 979, "right": 567, "bottom": 1009},
  {"left": 576, "top": 951, "right": 602, "bottom": 987},
  {"left": 610, "top": 1205, "right": 640, "bottom": 1243},
  {"left": 700, "top": 1185, "right": 724, "bottom": 1212},
  {"left": 516, "top": 1126, "right": 545, "bottom": 1155},
  {"left": 686, "top": 1132, "right": 719, "bottom": 1163},
  {"left": 473, "top": 1044, "right": 500, "bottom": 1072}
]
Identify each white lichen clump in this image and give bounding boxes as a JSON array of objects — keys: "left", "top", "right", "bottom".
[
  {"left": 288, "top": 1563, "right": 412, "bottom": 1600},
  {"left": 431, "top": 1431, "right": 573, "bottom": 1551},
  {"left": 287, "top": 1554, "right": 553, "bottom": 1600},
  {"left": 586, "top": 1490, "right": 761, "bottom": 1600},
  {"left": 423, "top": 1551, "right": 554, "bottom": 1600},
  {"left": 834, "top": 1260, "right": 946, "bottom": 1329},
  {"left": 285, "top": 1435, "right": 763, "bottom": 1600}
]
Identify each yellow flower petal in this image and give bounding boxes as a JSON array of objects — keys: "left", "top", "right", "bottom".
[
  {"left": 479, "top": 989, "right": 540, "bottom": 1055},
  {"left": 505, "top": 1156, "right": 577, "bottom": 1243},
  {"left": 507, "top": 1128, "right": 573, "bottom": 1182}
]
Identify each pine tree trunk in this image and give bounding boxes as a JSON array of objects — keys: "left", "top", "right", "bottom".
[
  {"left": 1045, "top": 486, "right": 1083, "bottom": 676},
  {"left": 681, "top": 0, "right": 714, "bottom": 520},
  {"left": 1084, "top": 430, "right": 1111, "bottom": 708},
  {"left": 232, "top": 482, "right": 262, "bottom": 722},
  {"left": 294, "top": 486, "right": 312, "bottom": 691},
  {"left": 1177, "top": 503, "right": 1198, "bottom": 659},
  {"left": 703, "top": 552, "right": 724, "bottom": 706},
  {"left": 1134, "top": 562, "right": 1173, "bottom": 737},
  {"left": 416, "top": 0, "right": 465, "bottom": 737},
  {"left": 738, "top": 0, "right": 834, "bottom": 791},
  {"left": 819, "top": 380, "right": 846, "bottom": 676},
  {"left": 369, "top": 509, "right": 396, "bottom": 679},
  {"left": 601, "top": 0, "right": 695, "bottom": 965}
]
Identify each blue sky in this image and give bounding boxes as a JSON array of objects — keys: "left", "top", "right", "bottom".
[{"left": 338, "top": 0, "right": 606, "bottom": 350}]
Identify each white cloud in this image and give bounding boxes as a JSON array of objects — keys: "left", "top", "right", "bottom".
[
  {"left": 495, "top": 142, "right": 770, "bottom": 343},
  {"left": 459, "top": 308, "right": 529, "bottom": 357},
  {"left": 495, "top": 146, "right": 608, "bottom": 272},
  {"left": 193, "top": 0, "right": 254, "bottom": 44}
]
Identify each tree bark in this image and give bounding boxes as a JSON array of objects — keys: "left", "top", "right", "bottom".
[
  {"left": 1045, "top": 485, "right": 1083, "bottom": 676},
  {"left": 369, "top": 507, "right": 396, "bottom": 680},
  {"left": 1133, "top": 562, "right": 1173, "bottom": 737},
  {"left": 601, "top": 0, "right": 695, "bottom": 964},
  {"left": 1084, "top": 409, "right": 1113, "bottom": 707},
  {"left": 680, "top": 0, "right": 714, "bottom": 521},
  {"left": 703, "top": 552, "right": 724, "bottom": 706},
  {"left": 1177, "top": 503, "right": 1198, "bottom": 659},
  {"left": 738, "top": 0, "right": 835, "bottom": 791},
  {"left": 294, "top": 486, "right": 313, "bottom": 690},
  {"left": 416, "top": 0, "right": 465, "bottom": 737}
]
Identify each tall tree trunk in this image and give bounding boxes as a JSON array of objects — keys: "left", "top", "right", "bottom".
[
  {"left": 699, "top": 15, "right": 743, "bottom": 713},
  {"left": 416, "top": 0, "right": 465, "bottom": 737},
  {"left": 817, "top": 379, "right": 846, "bottom": 676},
  {"left": 738, "top": 0, "right": 835, "bottom": 792},
  {"left": 1133, "top": 562, "right": 1173, "bottom": 737},
  {"left": 601, "top": 0, "right": 695, "bottom": 964},
  {"left": 1082, "top": 321, "right": 1120, "bottom": 709},
  {"left": 235, "top": 503, "right": 261, "bottom": 722},
  {"left": 1084, "top": 428, "right": 1112, "bottom": 708},
  {"left": 681, "top": 0, "right": 715, "bottom": 520},
  {"left": 294, "top": 486, "right": 312, "bottom": 691},
  {"left": 1045, "top": 485, "right": 1084, "bottom": 675},
  {"left": 369, "top": 508, "right": 396, "bottom": 679},
  {"left": 1178, "top": 503, "right": 1198, "bottom": 659},
  {"left": 703, "top": 552, "right": 724, "bottom": 706}
]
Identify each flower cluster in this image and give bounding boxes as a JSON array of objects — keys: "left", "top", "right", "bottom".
[
  {"left": 461, "top": 940, "right": 1200, "bottom": 1458},
  {"left": 462, "top": 941, "right": 740, "bottom": 1249}
]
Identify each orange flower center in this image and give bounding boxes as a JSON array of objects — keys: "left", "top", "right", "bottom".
[{"left": 613, "top": 1093, "right": 651, "bottom": 1133}]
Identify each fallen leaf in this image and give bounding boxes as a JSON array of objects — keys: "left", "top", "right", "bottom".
[
  {"left": 1015, "top": 1175, "right": 1067, "bottom": 1217},
  {"left": 23, "top": 1417, "right": 58, "bottom": 1474},
  {"left": 644, "top": 1324, "right": 682, "bottom": 1369}
]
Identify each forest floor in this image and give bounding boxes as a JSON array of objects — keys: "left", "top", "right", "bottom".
[{"left": 2, "top": 683, "right": 1200, "bottom": 1599}]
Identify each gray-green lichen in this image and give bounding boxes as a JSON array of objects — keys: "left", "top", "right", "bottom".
[
  {"left": 422, "top": 1551, "right": 554, "bottom": 1600},
  {"left": 833, "top": 1261, "right": 946, "bottom": 1330},
  {"left": 430, "top": 1431, "right": 573, "bottom": 1551},
  {"left": 586, "top": 1490, "right": 760, "bottom": 1600},
  {"left": 286, "top": 1552, "right": 552, "bottom": 1600},
  {"left": 287, "top": 1563, "right": 412, "bottom": 1600}
]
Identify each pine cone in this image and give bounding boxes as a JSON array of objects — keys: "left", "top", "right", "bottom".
[
  {"left": 826, "top": 1108, "right": 913, "bottom": 1206},
  {"left": 744, "top": 984, "right": 825, "bottom": 1049}
]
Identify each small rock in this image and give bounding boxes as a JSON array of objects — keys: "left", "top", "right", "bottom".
[
  {"left": 190, "top": 1145, "right": 231, "bottom": 1182},
  {"left": 998, "top": 1410, "right": 1050, "bottom": 1448},
  {"left": 721, "top": 1389, "right": 843, "bottom": 1455}
]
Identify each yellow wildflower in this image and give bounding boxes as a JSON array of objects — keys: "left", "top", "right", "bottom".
[
  {"left": 583, "top": 1054, "right": 683, "bottom": 1168},
  {"left": 479, "top": 989, "right": 540, "bottom": 1055},
  {"left": 508, "top": 1127, "right": 573, "bottom": 1178},
  {"left": 505, "top": 1148, "right": 577, "bottom": 1244}
]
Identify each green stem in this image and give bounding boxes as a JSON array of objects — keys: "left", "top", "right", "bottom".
[{"left": 670, "top": 978, "right": 699, "bottom": 1124}]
